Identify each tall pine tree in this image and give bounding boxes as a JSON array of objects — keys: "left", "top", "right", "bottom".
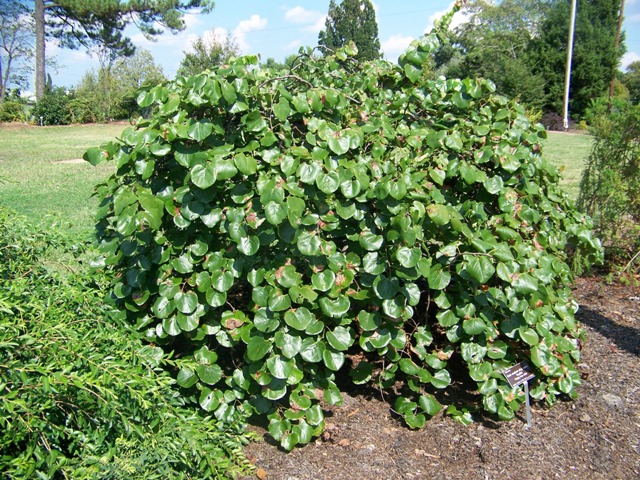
[
  {"left": 318, "top": 0, "right": 381, "bottom": 61},
  {"left": 34, "top": 0, "right": 214, "bottom": 99}
]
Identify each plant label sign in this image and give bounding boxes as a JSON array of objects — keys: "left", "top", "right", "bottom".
[
  {"left": 502, "top": 361, "right": 535, "bottom": 388},
  {"left": 503, "top": 361, "right": 535, "bottom": 428}
]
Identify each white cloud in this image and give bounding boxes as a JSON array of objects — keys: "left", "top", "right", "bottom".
[
  {"left": 424, "top": 1, "right": 470, "bottom": 33},
  {"left": 285, "top": 6, "right": 320, "bottom": 24},
  {"left": 381, "top": 34, "right": 415, "bottom": 60},
  {"left": 233, "top": 14, "right": 268, "bottom": 52},
  {"left": 284, "top": 6, "right": 326, "bottom": 33},
  {"left": 203, "top": 27, "right": 230, "bottom": 47},
  {"left": 130, "top": 30, "right": 196, "bottom": 49},
  {"left": 626, "top": 12, "right": 640, "bottom": 23},
  {"left": 182, "top": 12, "right": 202, "bottom": 29},
  {"left": 622, "top": 51, "right": 640, "bottom": 71},
  {"left": 284, "top": 38, "right": 303, "bottom": 51}
]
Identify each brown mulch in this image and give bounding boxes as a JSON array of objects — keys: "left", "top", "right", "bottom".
[{"left": 240, "top": 277, "right": 640, "bottom": 480}]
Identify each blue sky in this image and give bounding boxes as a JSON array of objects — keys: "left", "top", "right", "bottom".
[{"left": 48, "top": 0, "right": 640, "bottom": 88}]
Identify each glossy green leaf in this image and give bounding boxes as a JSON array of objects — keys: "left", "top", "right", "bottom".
[
  {"left": 196, "top": 364, "right": 223, "bottom": 385},
  {"left": 464, "top": 255, "right": 495, "bottom": 284},
  {"left": 191, "top": 163, "right": 216, "bottom": 189},
  {"left": 246, "top": 336, "right": 272, "bottom": 361},
  {"left": 319, "top": 295, "right": 350, "bottom": 318},
  {"left": 326, "top": 326, "right": 353, "bottom": 351},
  {"left": 284, "top": 307, "right": 314, "bottom": 331}
]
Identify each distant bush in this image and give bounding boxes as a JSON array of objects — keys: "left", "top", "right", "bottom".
[
  {"left": 578, "top": 100, "right": 640, "bottom": 272},
  {"left": 541, "top": 111, "right": 565, "bottom": 131},
  {"left": 0, "top": 100, "right": 28, "bottom": 123},
  {"left": 0, "top": 207, "right": 256, "bottom": 478},
  {"left": 32, "top": 88, "right": 72, "bottom": 125}
]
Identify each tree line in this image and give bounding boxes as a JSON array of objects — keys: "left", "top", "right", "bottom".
[{"left": 1, "top": 0, "right": 638, "bottom": 125}]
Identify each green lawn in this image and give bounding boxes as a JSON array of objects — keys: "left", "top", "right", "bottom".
[
  {"left": 0, "top": 123, "right": 124, "bottom": 238},
  {"left": 0, "top": 123, "right": 592, "bottom": 237},
  {"left": 542, "top": 131, "right": 593, "bottom": 201}
]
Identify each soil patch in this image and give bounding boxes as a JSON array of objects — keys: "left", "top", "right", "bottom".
[
  {"left": 241, "top": 277, "right": 640, "bottom": 480},
  {"left": 54, "top": 159, "right": 86, "bottom": 164}
]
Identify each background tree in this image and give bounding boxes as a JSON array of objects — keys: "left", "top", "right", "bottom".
[
  {"left": 318, "top": 0, "right": 381, "bottom": 61},
  {"left": 34, "top": 0, "right": 215, "bottom": 99},
  {"left": 435, "top": 0, "right": 548, "bottom": 110},
  {"left": 531, "top": 0, "right": 624, "bottom": 117},
  {"left": 72, "top": 49, "right": 165, "bottom": 122},
  {"left": 0, "top": 1, "right": 34, "bottom": 103},
  {"left": 622, "top": 61, "right": 640, "bottom": 105},
  {"left": 262, "top": 54, "right": 298, "bottom": 72},
  {"left": 177, "top": 31, "right": 239, "bottom": 77}
]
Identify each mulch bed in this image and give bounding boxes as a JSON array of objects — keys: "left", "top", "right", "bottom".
[{"left": 240, "top": 277, "right": 640, "bottom": 480}]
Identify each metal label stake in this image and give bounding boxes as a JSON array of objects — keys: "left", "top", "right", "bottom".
[{"left": 502, "top": 361, "right": 536, "bottom": 428}]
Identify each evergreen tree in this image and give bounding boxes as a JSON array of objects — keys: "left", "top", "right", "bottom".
[
  {"left": 531, "top": 0, "right": 624, "bottom": 117},
  {"left": 33, "top": 0, "right": 214, "bottom": 99},
  {"left": 318, "top": 0, "right": 381, "bottom": 61}
]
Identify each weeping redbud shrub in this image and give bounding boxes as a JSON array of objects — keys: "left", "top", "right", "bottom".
[{"left": 86, "top": 4, "right": 602, "bottom": 450}]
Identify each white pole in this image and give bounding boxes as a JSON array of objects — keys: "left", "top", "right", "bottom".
[{"left": 563, "top": 0, "right": 578, "bottom": 131}]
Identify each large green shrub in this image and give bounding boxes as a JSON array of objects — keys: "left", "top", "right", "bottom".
[
  {"left": 87, "top": 6, "right": 602, "bottom": 449},
  {"left": 579, "top": 99, "right": 640, "bottom": 270},
  {"left": 32, "top": 88, "right": 72, "bottom": 125},
  {"left": 0, "top": 208, "right": 256, "bottom": 478}
]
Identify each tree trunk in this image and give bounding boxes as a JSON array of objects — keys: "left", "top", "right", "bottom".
[
  {"left": 0, "top": 57, "right": 5, "bottom": 104},
  {"left": 35, "top": 0, "right": 45, "bottom": 100}
]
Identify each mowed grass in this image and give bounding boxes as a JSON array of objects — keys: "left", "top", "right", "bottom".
[
  {"left": 0, "top": 123, "right": 593, "bottom": 238},
  {"left": 542, "top": 131, "right": 593, "bottom": 201},
  {"left": 0, "top": 123, "right": 125, "bottom": 238}
]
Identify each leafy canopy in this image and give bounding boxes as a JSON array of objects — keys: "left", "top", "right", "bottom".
[{"left": 88, "top": 3, "right": 602, "bottom": 450}]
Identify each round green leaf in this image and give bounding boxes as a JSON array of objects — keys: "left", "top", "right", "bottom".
[
  {"left": 419, "top": 394, "right": 442, "bottom": 416},
  {"left": 397, "top": 246, "right": 421, "bottom": 268},
  {"left": 297, "top": 231, "right": 321, "bottom": 256},
  {"left": 234, "top": 153, "right": 258, "bottom": 175},
  {"left": 211, "top": 270, "right": 234, "bottom": 292},
  {"left": 284, "top": 307, "right": 315, "bottom": 331},
  {"left": 238, "top": 235, "right": 260, "bottom": 256},
  {"left": 311, "top": 270, "right": 336, "bottom": 292},
  {"left": 323, "top": 349, "right": 345, "bottom": 371},
  {"left": 464, "top": 255, "right": 495, "bottom": 284},
  {"left": 266, "top": 355, "right": 294, "bottom": 379},
  {"left": 319, "top": 295, "right": 350, "bottom": 318},
  {"left": 188, "top": 119, "right": 213, "bottom": 141},
  {"left": 196, "top": 364, "right": 223, "bottom": 385},
  {"left": 359, "top": 232, "right": 384, "bottom": 251},
  {"left": 174, "top": 291, "right": 198, "bottom": 314},
  {"left": 427, "top": 204, "right": 450, "bottom": 226},
  {"left": 191, "top": 163, "right": 216, "bottom": 189},
  {"left": 265, "top": 201, "right": 288, "bottom": 225},
  {"left": 176, "top": 367, "right": 198, "bottom": 388},
  {"left": 325, "top": 326, "right": 353, "bottom": 351},
  {"left": 300, "top": 338, "right": 325, "bottom": 363},
  {"left": 199, "top": 387, "right": 221, "bottom": 412},
  {"left": 316, "top": 171, "right": 341, "bottom": 193},
  {"left": 428, "top": 266, "right": 451, "bottom": 290},
  {"left": 246, "top": 336, "right": 272, "bottom": 361}
]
